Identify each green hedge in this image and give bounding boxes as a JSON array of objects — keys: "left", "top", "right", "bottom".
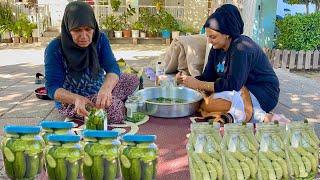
[{"left": 275, "top": 12, "right": 320, "bottom": 50}]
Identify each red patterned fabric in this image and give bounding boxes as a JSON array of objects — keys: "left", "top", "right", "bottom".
[{"left": 138, "top": 117, "right": 191, "bottom": 180}]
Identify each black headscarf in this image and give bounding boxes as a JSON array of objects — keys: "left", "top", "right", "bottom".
[
  {"left": 204, "top": 4, "right": 244, "bottom": 39},
  {"left": 60, "top": 1, "right": 101, "bottom": 79}
]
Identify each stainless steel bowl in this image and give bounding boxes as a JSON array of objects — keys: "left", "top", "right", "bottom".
[{"left": 134, "top": 86, "right": 203, "bottom": 118}]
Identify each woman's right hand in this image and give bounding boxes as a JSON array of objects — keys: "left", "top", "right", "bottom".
[
  {"left": 175, "top": 71, "right": 183, "bottom": 85},
  {"left": 74, "top": 95, "right": 94, "bottom": 117}
]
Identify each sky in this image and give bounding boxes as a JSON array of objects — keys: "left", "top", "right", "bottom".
[{"left": 277, "top": 0, "right": 316, "bottom": 17}]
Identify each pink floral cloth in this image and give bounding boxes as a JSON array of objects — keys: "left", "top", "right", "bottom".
[{"left": 58, "top": 73, "right": 139, "bottom": 124}]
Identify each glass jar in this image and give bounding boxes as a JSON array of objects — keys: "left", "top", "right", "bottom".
[
  {"left": 120, "top": 134, "right": 158, "bottom": 180},
  {"left": 40, "top": 121, "right": 75, "bottom": 144},
  {"left": 1, "top": 125, "right": 45, "bottom": 180},
  {"left": 255, "top": 122, "right": 290, "bottom": 180},
  {"left": 82, "top": 130, "right": 121, "bottom": 180},
  {"left": 45, "top": 134, "right": 82, "bottom": 180},
  {"left": 221, "top": 123, "right": 258, "bottom": 180},
  {"left": 85, "top": 108, "right": 107, "bottom": 130},
  {"left": 286, "top": 121, "right": 319, "bottom": 179},
  {"left": 187, "top": 122, "right": 223, "bottom": 180},
  {"left": 125, "top": 95, "right": 145, "bottom": 122}
]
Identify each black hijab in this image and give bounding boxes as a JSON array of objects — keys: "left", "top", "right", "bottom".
[
  {"left": 204, "top": 4, "right": 244, "bottom": 39},
  {"left": 60, "top": 1, "right": 101, "bottom": 79}
]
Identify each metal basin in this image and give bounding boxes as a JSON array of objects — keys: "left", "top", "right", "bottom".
[{"left": 135, "top": 86, "right": 203, "bottom": 118}]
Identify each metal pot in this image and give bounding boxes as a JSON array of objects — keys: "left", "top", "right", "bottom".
[{"left": 134, "top": 86, "right": 203, "bottom": 118}]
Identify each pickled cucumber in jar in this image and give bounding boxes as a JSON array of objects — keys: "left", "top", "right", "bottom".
[
  {"left": 120, "top": 134, "right": 158, "bottom": 180},
  {"left": 85, "top": 108, "right": 107, "bottom": 130},
  {"left": 256, "top": 122, "right": 290, "bottom": 180},
  {"left": 285, "top": 120, "right": 319, "bottom": 179},
  {"left": 1, "top": 125, "right": 45, "bottom": 180},
  {"left": 187, "top": 122, "right": 223, "bottom": 180},
  {"left": 45, "top": 134, "right": 82, "bottom": 180},
  {"left": 221, "top": 123, "right": 258, "bottom": 180},
  {"left": 40, "top": 121, "right": 75, "bottom": 143},
  {"left": 82, "top": 130, "right": 121, "bottom": 180}
]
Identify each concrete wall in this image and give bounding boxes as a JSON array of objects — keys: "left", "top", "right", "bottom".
[{"left": 183, "top": 0, "right": 208, "bottom": 31}]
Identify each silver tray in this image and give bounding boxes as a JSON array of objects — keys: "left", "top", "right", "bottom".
[{"left": 134, "top": 86, "right": 203, "bottom": 118}]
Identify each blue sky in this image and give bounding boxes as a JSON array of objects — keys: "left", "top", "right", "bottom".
[{"left": 277, "top": 0, "right": 316, "bottom": 16}]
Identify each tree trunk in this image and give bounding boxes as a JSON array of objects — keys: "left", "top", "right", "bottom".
[{"left": 306, "top": 2, "right": 309, "bottom": 14}]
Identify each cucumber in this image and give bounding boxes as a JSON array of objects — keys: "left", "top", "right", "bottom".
[
  {"left": 54, "top": 129, "right": 69, "bottom": 135},
  {"left": 3, "top": 147, "right": 15, "bottom": 162},
  {"left": 46, "top": 154, "right": 57, "bottom": 168},
  {"left": 121, "top": 164, "right": 131, "bottom": 180},
  {"left": 84, "top": 152, "right": 93, "bottom": 166},
  {"left": 130, "top": 159, "right": 142, "bottom": 180},
  {"left": 137, "top": 143, "right": 151, "bottom": 148},
  {"left": 13, "top": 151, "right": 26, "bottom": 179},
  {"left": 4, "top": 156, "right": 15, "bottom": 179},
  {"left": 92, "top": 156, "right": 104, "bottom": 180},
  {"left": 38, "top": 153, "right": 44, "bottom": 174},
  {"left": 83, "top": 164, "right": 93, "bottom": 180},
  {"left": 25, "top": 155, "right": 40, "bottom": 178},
  {"left": 96, "top": 122, "right": 104, "bottom": 130},
  {"left": 152, "top": 159, "right": 157, "bottom": 179},
  {"left": 121, "top": 154, "right": 131, "bottom": 168},
  {"left": 21, "top": 134, "right": 36, "bottom": 140},
  {"left": 104, "top": 159, "right": 117, "bottom": 180},
  {"left": 67, "top": 160, "right": 79, "bottom": 180},
  {"left": 47, "top": 166, "right": 56, "bottom": 180},
  {"left": 55, "top": 159, "right": 67, "bottom": 180},
  {"left": 98, "top": 139, "right": 113, "bottom": 145},
  {"left": 142, "top": 161, "right": 154, "bottom": 180}
]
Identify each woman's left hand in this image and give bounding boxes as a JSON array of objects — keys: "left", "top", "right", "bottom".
[
  {"left": 181, "top": 75, "right": 200, "bottom": 89},
  {"left": 96, "top": 88, "right": 113, "bottom": 109}
]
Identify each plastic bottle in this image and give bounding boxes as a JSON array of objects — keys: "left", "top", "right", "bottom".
[{"left": 155, "top": 61, "right": 164, "bottom": 86}]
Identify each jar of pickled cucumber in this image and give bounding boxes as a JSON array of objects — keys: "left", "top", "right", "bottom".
[
  {"left": 286, "top": 120, "right": 319, "bottom": 179},
  {"left": 120, "top": 134, "right": 158, "bottom": 180},
  {"left": 45, "top": 134, "right": 82, "bottom": 180},
  {"left": 221, "top": 123, "right": 258, "bottom": 180},
  {"left": 85, "top": 108, "right": 107, "bottom": 130},
  {"left": 255, "top": 122, "right": 290, "bottom": 180},
  {"left": 1, "top": 125, "right": 45, "bottom": 180},
  {"left": 187, "top": 122, "right": 223, "bottom": 180},
  {"left": 40, "top": 121, "right": 75, "bottom": 143},
  {"left": 82, "top": 130, "right": 121, "bottom": 180}
]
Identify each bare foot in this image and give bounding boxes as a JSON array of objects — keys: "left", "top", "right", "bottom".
[{"left": 263, "top": 113, "right": 291, "bottom": 124}]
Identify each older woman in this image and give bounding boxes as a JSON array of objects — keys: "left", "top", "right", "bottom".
[
  {"left": 44, "top": 1, "right": 139, "bottom": 124},
  {"left": 177, "top": 4, "right": 280, "bottom": 123}
]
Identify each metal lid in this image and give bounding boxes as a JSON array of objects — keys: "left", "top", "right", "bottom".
[
  {"left": 4, "top": 125, "right": 41, "bottom": 134},
  {"left": 40, "top": 121, "right": 75, "bottom": 129},
  {"left": 83, "top": 130, "right": 119, "bottom": 138},
  {"left": 122, "top": 134, "right": 156, "bottom": 142},
  {"left": 47, "top": 134, "right": 81, "bottom": 142}
]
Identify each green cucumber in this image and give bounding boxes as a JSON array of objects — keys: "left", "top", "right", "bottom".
[
  {"left": 92, "top": 156, "right": 104, "bottom": 180},
  {"left": 142, "top": 161, "right": 154, "bottom": 180},
  {"left": 54, "top": 129, "right": 69, "bottom": 134},
  {"left": 25, "top": 155, "right": 40, "bottom": 178},
  {"left": 4, "top": 156, "right": 15, "bottom": 179},
  {"left": 55, "top": 159, "right": 67, "bottom": 180},
  {"left": 13, "top": 151, "right": 26, "bottom": 179},
  {"left": 84, "top": 152, "right": 93, "bottom": 166},
  {"left": 46, "top": 154, "right": 57, "bottom": 168},
  {"left": 96, "top": 122, "right": 104, "bottom": 130},
  {"left": 104, "top": 159, "right": 118, "bottom": 180},
  {"left": 121, "top": 154, "right": 131, "bottom": 168},
  {"left": 21, "top": 134, "right": 36, "bottom": 140},
  {"left": 67, "top": 161, "right": 79, "bottom": 180},
  {"left": 83, "top": 164, "right": 93, "bottom": 180},
  {"left": 98, "top": 139, "right": 113, "bottom": 145},
  {"left": 3, "top": 147, "right": 15, "bottom": 162},
  {"left": 47, "top": 166, "right": 56, "bottom": 180},
  {"left": 130, "top": 159, "right": 141, "bottom": 180}
]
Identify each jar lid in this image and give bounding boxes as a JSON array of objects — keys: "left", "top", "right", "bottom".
[
  {"left": 40, "top": 121, "right": 75, "bottom": 129},
  {"left": 47, "top": 134, "right": 80, "bottom": 142},
  {"left": 83, "top": 130, "right": 119, "bottom": 138},
  {"left": 4, "top": 125, "right": 41, "bottom": 134},
  {"left": 122, "top": 134, "right": 156, "bottom": 142}
]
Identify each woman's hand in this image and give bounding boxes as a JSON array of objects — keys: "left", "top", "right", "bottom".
[
  {"left": 74, "top": 95, "right": 94, "bottom": 117},
  {"left": 96, "top": 88, "right": 113, "bottom": 109},
  {"left": 175, "top": 71, "right": 183, "bottom": 85},
  {"left": 180, "top": 74, "right": 201, "bottom": 89}
]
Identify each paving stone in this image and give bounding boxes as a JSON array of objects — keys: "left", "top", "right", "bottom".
[
  {"left": 1, "top": 94, "right": 54, "bottom": 119},
  {"left": 45, "top": 108, "right": 65, "bottom": 120}
]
